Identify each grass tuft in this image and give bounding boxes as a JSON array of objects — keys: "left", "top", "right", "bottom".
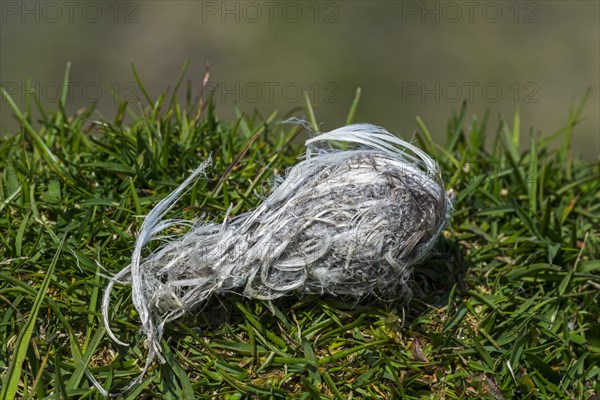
[{"left": 0, "top": 70, "right": 598, "bottom": 399}]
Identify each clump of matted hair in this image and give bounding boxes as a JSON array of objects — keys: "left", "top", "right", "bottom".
[{"left": 102, "top": 123, "right": 454, "bottom": 384}]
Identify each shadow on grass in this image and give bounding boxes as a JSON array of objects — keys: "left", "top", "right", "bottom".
[{"left": 406, "top": 236, "right": 469, "bottom": 323}]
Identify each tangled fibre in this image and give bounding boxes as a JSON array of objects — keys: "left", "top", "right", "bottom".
[{"left": 102, "top": 123, "right": 454, "bottom": 383}]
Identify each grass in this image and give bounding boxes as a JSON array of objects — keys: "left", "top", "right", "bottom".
[{"left": 1, "top": 65, "right": 599, "bottom": 399}]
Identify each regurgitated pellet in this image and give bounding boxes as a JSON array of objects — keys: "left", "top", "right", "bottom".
[{"left": 102, "top": 124, "right": 454, "bottom": 384}]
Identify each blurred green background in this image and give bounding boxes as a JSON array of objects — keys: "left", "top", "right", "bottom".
[{"left": 1, "top": 1, "right": 598, "bottom": 159}]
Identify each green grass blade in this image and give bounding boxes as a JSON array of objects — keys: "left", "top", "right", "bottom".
[
  {"left": 167, "top": 58, "right": 189, "bottom": 111},
  {"left": 1, "top": 87, "right": 62, "bottom": 178},
  {"left": 345, "top": 87, "right": 361, "bottom": 125},
  {"left": 65, "top": 327, "right": 106, "bottom": 391},
  {"left": 528, "top": 129, "right": 538, "bottom": 212},
  {"left": 131, "top": 64, "right": 153, "bottom": 106},
  {"left": 1, "top": 231, "right": 68, "bottom": 400},
  {"left": 304, "top": 92, "right": 319, "bottom": 131},
  {"left": 58, "top": 61, "right": 72, "bottom": 116},
  {"left": 511, "top": 107, "right": 520, "bottom": 150},
  {"left": 415, "top": 115, "right": 436, "bottom": 157}
]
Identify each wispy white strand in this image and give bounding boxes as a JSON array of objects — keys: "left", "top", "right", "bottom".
[{"left": 102, "top": 124, "right": 454, "bottom": 389}]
